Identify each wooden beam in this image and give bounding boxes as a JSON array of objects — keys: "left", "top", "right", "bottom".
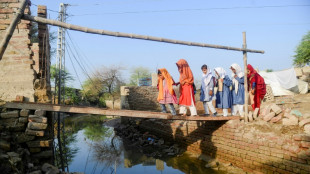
[
  {"left": 2, "top": 102, "right": 240, "bottom": 121},
  {"left": 0, "top": 0, "right": 28, "bottom": 60},
  {"left": 243, "top": 32, "right": 249, "bottom": 122},
  {"left": 21, "top": 14, "right": 265, "bottom": 54}
]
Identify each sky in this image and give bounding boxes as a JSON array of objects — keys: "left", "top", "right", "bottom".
[{"left": 30, "top": 0, "right": 310, "bottom": 89}]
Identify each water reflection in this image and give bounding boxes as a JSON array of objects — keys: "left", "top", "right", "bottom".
[{"left": 63, "top": 115, "right": 222, "bottom": 174}]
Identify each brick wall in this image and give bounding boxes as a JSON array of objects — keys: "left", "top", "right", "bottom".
[
  {"left": 0, "top": 0, "right": 35, "bottom": 102},
  {"left": 129, "top": 118, "right": 310, "bottom": 174},
  {"left": 121, "top": 86, "right": 215, "bottom": 114},
  {"left": 0, "top": 1, "right": 51, "bottom": 103}
]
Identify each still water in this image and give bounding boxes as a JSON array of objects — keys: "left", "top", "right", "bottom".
[{"left": 63, "top": 115, "right": 222, "bottom": 174}]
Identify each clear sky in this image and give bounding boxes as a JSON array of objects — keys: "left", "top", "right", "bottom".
[{"left": 30, "top": 0, "right": 310, "bottom": 88}]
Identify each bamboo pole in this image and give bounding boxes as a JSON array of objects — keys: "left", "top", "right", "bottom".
[
  {"left": 22, "top": 14, "right": 265, "bottom": 54},
  {"left": 243, "top": 32, "right": 249, "bottom": 122},
  {"left": 0, "top": 0, "right": 28, "bottom": 60}
]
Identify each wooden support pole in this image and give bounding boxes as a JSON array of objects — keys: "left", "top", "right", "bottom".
[
  {"left": 22, "top": 14, "right": 265, "bottom": 54},
  {"left": 0, "top": 0, "right": 28, "bottom": 60},
  {"left": 243, "top": 32, "right": 249, "bottom": 122}
]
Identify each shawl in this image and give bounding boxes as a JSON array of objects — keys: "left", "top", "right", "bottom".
[
  {"left": 157, "top": 68, "right": 175, "bottom": 101},
  {"left": 231, "top": 63, "right": 244, "bottom": 94},
  {"left": 176, "top": 59, "right": 194, "bottom": 85}
]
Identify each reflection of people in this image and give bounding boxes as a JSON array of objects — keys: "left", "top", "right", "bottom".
[
  {"left": 157, "top": 68, "right": 177, "bottom": 115},
  {"left": 200, "top": 64, "right": 217, "bottom": 116},
  {"left": 247, "top": 64, "right": 266, "bottom": 112},
  {"left": 176, "top": 59, "right": 197, "bottom": 116},
  {"left": 230, "top": 63, "right": 245, "bottom": 116},
  {"left": 156, "top": 159, "right": 164, "bottom": 171},
  {"left": 214, "top": 67, "right": 232, "bottom": 117}
]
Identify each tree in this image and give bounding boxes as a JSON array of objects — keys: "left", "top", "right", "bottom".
[
  {"left": 293, "top": 31, "right": 310, "bottom": 67},
  {"left": 81, "top": 65, "right": 125, "bottom": 107},
  {"left": 129, "top": 66, "right": 151, "bottom": 86}
]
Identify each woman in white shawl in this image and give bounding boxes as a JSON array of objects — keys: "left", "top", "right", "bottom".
[
  {"left": 214, "top": 67, "right": 233, "bottom": 117},
  {"left": 200, "top": 64, "right": 217, "bottom": 116},
  {"left": 230, "top": 63, "right": 245, "bottom": 116}
]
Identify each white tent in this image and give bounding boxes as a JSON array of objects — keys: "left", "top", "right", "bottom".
[{"left": 259, "top": 68, "right": 308, "bottom": 96}]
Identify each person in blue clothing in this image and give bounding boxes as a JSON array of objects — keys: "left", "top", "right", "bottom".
[
  {"left": 214, "top": 67, "right": 232, "bottom": 117},
  {"left": 230, "top": 63, "right": 245, "bottom": 116},
  {"left": 200, "top": 64, "right": 217, "bottom": 116}
]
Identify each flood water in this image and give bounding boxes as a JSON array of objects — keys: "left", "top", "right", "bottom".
[{"left": 62, "top": 115, "right": 223, "bottom": 174}]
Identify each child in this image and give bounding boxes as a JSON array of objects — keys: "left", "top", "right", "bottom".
[
  {"left": 157, "top": 68, "right": 177, "bottom": 115},
  {"left": 176, "top": 59, "right": 197, "bottom": 116},
  {"left": 247, "top": 64, "right": 266, "bottom": 112},
  {"left": 214, "top": 67, "right": 232, "bottom": 117},
  {"left": 230, "top": 63, "right": 245, "bottom": 116},
  {"left": 200, "top": 64, "right": 217, "bottom": 116}
]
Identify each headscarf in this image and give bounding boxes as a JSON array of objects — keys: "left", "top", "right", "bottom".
[
  {"left": 214, "top": 67, "right": 226, "bottom": 79},
  {"left": 157, "top": 68, "right": 175, "bottom": 101},
  {"left": 230, "top": 63, "right": 244, "bottom": 94},
  {"left": 176, "top": 59, "right": 194, "bottom": 85},
  {"left": 247, "top": 64, "right": 257, "bottom": 78},
  {"left": 202, "top": 68, "right": 213, "bottom": 87}
]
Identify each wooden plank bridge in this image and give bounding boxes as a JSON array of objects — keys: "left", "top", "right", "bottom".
[{"left": 1, "top": 102, "right": 240, "bottom": 121}]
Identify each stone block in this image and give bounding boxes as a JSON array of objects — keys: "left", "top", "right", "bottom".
[
  {"left": 7, "top": 152, "right": 21, "bottom": 164},
  {"left": 302, "top": 66, "right": 310, "bottom": 74},
  {"left": 18, "top": 117, "right": 28, "bottom": 123},
  {"left": 263, "top": 112, "right": 276, "bottom": 122},
  {"left": 20, "top": 109, "right": 30, "bottom": 117},
  {"left": 270, "top": 113, "right": 283, "bottom": 123},
  {"left": 271, "top": 104, "right": 282, "bottom": 115},
  {"left": 25, "top": 129, "right": 44, "bottom": 136},
  {"left": 8, "top": 123, "right": 25, "bottom": 132},
  {"left": 0, "top": 110, "right": 19, "bottom": 118},
  {"left": 253, "top": 108, "right": 259, "bottom": 119},
  {"left": 29, "top": 147, "right": 41, "bottom": 153},
  {"left": 29, "top": 170, "right": 42, "bottom": 174},
  {"left": 34, "top": 150, "right": 53, "bottom": 158},
  {"left": 28, "top": 115, "right": 47, "bottom": 123},
  {"left": 0, "top": 118, "right": 19, "bottom": 126},
  {"left": 34, "top": 109, "right": 46, "bottom": 116},
  {"left": 27, "top": 122, "right": 47, "bottom": 130},
  {"left": 295, "top": 67, "right": 303, "bottom": 77},
  {"left": 26, "top": 140, "right": 52, "bottom": 147},
  {"left": 42, "top": 163, "right": 59, "bottom": 173},
  {"left": 299, "top": 119, "right": 310, "bottom": 127},
  {"left": 304, "top": 124, "right": 310, "bottom": 134},
  {"left": 261, "top": 105, "right": 271, "bottom": 117},
  {"left": 0, "top": 140, "right": 10, "bottom": 151},
  {"left": 248, "top": 111, "right": 253, "bottom": 122},
  {"left": 283, "top": 116, "right": 299, "bottom": 126},
  {"left": 16, "top": 133, "right": 35, "bottom": 143}
]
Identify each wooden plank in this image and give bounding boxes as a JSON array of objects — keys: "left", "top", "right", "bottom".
[
  {"left": 21, "top": 14, "right": 265, "bottom": 54},
  {"left": 0, "top": 0, "right": 28, "bottom": 60},
  {"left": 243, "top": 32, "right": 249, "bottom": 122},
  {"left": 2, "top": 102, "right": 240, "bottom": 121}
]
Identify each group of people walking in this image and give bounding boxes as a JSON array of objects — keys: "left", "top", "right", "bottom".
[{"left": 157, "top": 59, "right": 266, "bottom": 117}]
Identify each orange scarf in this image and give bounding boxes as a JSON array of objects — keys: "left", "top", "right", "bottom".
[
  {"left": 157, "top": 68, "right": 175, "bottom": 101},
  {"left": 176, "top": 59, "right": 194, "bottom": 85}
]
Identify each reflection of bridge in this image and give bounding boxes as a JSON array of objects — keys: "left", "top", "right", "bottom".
[{"left": 3, "top": 102, "right": 240, "bottom": 121}]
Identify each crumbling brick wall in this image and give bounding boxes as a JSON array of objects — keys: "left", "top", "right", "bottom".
[
  {"left": 133, "top": 118, "right": 310, "bottom": 174},
  {"left": 0, "top": 1, "right": 51, "bottom": 103}
]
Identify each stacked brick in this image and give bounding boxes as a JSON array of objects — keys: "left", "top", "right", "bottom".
[
  {"left": 126, "top": 86, "right": 162, "bottom": 111},
  {"left": 0, "top": 109, "right": 53, "bottom": 160},
  {"left": 133, "top": 118, "right": 310, "bottom": 174}
]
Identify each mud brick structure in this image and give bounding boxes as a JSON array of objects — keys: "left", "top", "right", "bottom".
[{"left": 0, "top": 1, "right": 51, "bottom": 103}]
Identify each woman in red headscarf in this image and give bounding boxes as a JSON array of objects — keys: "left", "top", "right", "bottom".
[
  {"left": 176, "top": 59, "right": 197, "bottom": 116},
  {"left": 247, "top": 64, "right": 266, "bottom": 112}
]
